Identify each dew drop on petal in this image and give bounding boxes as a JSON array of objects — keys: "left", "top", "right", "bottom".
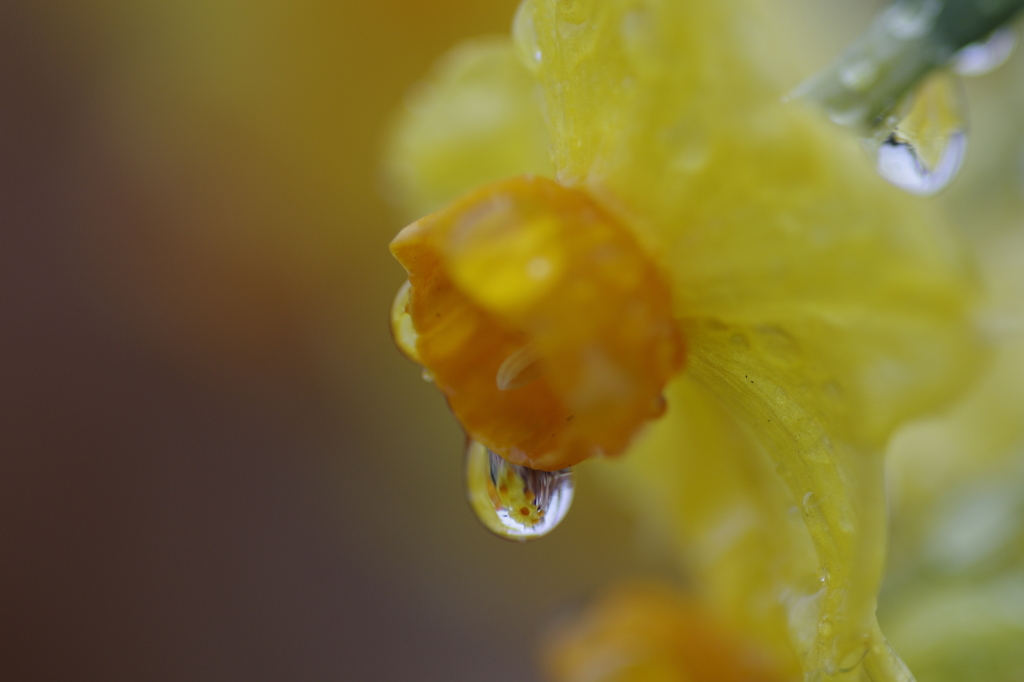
[
  {"left": 465, "top": 440, "right": 574, "bottom": 541},
  {"left": 390, "top": 279, "right": 420, "bottom": 362},
  {"left": 837, "top": 641, "right": 870, "bottom": 673},
  {"left": 872, "top": 71, "right": 967, "bottom": 195},
  {"left": 954, "top": 27, "right": 1017, "bottom": 76}
]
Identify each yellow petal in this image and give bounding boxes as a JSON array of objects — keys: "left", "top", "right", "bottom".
[{"left": 383, "top": 37, "right": 553, "bottom": 221}]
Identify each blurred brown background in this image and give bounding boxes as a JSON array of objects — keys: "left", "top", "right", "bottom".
[
  {"left": 0, "top": 1, "right": 648, "bottom": 680},
  {"left": 0, "top": 1, "right": 890, "bottom": 681}
]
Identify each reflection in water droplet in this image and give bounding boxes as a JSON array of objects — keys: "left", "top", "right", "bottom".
[
  {"left": 421, "top": 368, "right": 434, "bottom": 383},
  {"left": 465, "top": 440, "right": 574, "bottom": 541},
  {"left": 954, "top": 27, "right": 1017, "bottom": 76},
  {"left": 872, "top": 72, "right": 967, "bottom": 195},
  {"left": 496, "top": 343, "right": 544, "bottom": 391},
  {"left": 391, "top": 280, "right": 420, "bottom": 362}
]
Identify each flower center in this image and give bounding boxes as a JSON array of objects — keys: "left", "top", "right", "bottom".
[{"left": 390, "top": 175, "right": 684, "bottom": 471}]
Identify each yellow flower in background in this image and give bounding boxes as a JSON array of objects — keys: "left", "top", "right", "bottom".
[{"left": 386, "top": 0, "right": 988, "bottom": 680}]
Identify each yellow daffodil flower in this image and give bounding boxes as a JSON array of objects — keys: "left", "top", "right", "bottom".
[{"left": 385, "top": 0, "right": 986, "bottom": 680}]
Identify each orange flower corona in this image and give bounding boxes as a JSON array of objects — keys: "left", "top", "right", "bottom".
[{"left": 390, "top": 175, "right": 684, "bottom": 471}]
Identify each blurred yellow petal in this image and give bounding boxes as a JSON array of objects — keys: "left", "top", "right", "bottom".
[
  {"left": 878, "top": 230, "right": 1024, "bottom": 682},
  {"left": 384, "top": 37, "right": 553, "bottom": 221}
]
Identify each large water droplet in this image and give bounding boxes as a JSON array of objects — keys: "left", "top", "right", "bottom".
[
  {"left": 465, "top": 440, "right": 574, "bottom": 541},
  {"left": 954, "top": 27, "right": 1017, "bottom": 76},
  {"left": 872, "top": 71, "right": 967, "bottom": 195},
  {"left": 390, "top": 280, "right": 420, "bottom": 362}
]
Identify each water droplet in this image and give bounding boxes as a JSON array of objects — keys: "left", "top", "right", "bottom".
[
  {"left": 513, "top": 1, "right": 544, "bottom": 73},
  {"left": 826, "top": 104, "right": 870, "bottom": 129},
  {"left": 496, "top": 343, "right": 544, "bottom": 391},
  {"left": 954, "top": 27, "right": 1017, "bottom": 76},
  {"left": 882, "top": 0, "right": 941, "bottom": 40},
  {"left": 465, "top": 440, "right": 574, "bottom": 541},
  {"left": 872, "top": 71, "right": 967, "bottom": 195},
  {"left": 838, "top": 642, "right": 870, "bottom": 673},
  {"left": 839, "top": 61, "right": 878, "bottom": 92},
  {"left": 421, "top": 368, "right": 434, "bottom": 383},
  {"left": 818, "top": 618, "right": 833, "bottom": 638},
  {"left": 391, "top": 280, "right": 420, "bottom": 362}
]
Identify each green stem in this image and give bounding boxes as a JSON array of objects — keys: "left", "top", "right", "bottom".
[{"left": 793, "top": 0, "right": 1024, "bottom": 131}]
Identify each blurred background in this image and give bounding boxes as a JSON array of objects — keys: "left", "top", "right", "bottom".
[{"left": 2, "top": 1, "right": 1022, "bottom": 681}]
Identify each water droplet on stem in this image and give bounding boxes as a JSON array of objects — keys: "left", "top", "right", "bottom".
[
  {"left": 872, "top": 71, "right": 967, "bottom": 195},
  {"left": 465, "top": 440, "right": 574, "bottom": 541}
]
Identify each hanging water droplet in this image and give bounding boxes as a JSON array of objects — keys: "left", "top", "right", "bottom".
[
  {"left": 496, "top": 343, "right": 543, "bottom": 391},
  {"left": 872, "top": 71, "right": 967, "bottom": 195},
  {"left": 465, "top": 440, "right": 574, "bottom": 541},
  {"left": 390, "top": 280, "right": 420, "bottom": 362},
  {"left": 954, "top": 27, "right": 1017, "bottom": 76}
]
